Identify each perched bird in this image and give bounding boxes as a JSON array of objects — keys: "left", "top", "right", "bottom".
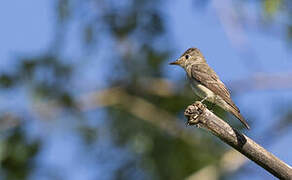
[{"left": 169, "top": 47, "right": 250, "bottom": 129}]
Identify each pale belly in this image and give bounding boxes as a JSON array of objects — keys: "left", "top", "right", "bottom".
[{"left": 189, "top": 79, "right": 230, "bottom": 110}]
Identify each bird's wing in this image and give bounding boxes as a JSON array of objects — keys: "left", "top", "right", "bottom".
[{"left": 191, "top": 63, "right": 239, "bottom": 112}]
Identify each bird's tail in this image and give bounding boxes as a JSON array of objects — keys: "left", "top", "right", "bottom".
[{"left": 230, "top": 108, "right": 250, "bottom": 130}]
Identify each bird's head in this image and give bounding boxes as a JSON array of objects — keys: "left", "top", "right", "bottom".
[{"left": 169, "top": 47, "right": 205, "bottom": 69}]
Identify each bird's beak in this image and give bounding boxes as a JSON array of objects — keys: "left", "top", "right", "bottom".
[{"left": 169, "top": 60, "right": 180, "bottom": 65}]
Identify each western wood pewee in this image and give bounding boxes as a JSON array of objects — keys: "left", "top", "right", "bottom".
[{"left": 170, "top": 47, "right": 250, "bottom": 129}]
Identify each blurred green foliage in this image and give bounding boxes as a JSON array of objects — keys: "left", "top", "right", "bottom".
[{"left": 0, "top": 126, "right": 40, "bottom": 180}]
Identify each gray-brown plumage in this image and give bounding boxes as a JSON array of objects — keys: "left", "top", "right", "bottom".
[{"left": 170, "top": 47, "right": 250, "bottom": 129}]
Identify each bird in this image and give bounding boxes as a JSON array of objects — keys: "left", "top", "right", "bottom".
[{"left": 169, "top": 47, "right": 250, "bottom": 129}]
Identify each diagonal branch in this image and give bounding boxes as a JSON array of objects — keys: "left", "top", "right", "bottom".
[{"left": 184, "top": 101, "right": 292, "bottom": 179}]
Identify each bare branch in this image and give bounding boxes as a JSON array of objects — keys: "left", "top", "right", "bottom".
[{"left": 184, "top": 101, "right": 292, "bottom": 179}]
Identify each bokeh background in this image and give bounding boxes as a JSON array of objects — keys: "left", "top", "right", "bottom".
[{"left": 0, "top": 0, "right": 291, "bottom": 179}]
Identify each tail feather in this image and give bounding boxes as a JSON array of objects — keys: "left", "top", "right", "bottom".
[
  {"left": 230, "top": 108, "right": 250, "bottom": 130},
  {"left": 237, "top": 113, "right": 250, "bottom": 130}
]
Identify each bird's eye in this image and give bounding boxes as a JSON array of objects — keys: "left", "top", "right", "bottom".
[{"left": 185, "top": 55, "right": 189, "bottom": 59}]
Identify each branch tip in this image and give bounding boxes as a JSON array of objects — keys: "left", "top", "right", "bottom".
[
  {"left": 184, "top": 101, "right": 206, "bottom": 126},
  {"left": 183, "top": 101, "right": 292, "bottom": 179}
]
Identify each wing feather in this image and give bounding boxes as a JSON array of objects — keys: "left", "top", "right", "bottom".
[{"left": 191, "top": 64, "right": 239, "bottom": 112}]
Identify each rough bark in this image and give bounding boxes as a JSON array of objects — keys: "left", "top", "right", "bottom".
[{"left": 184, "top": 101, "right": 292, "bottom": 180}]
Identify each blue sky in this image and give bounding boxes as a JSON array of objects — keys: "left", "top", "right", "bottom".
[
  {"left": 0, "top": 0, "right": 53, "bottom": 67},
  {"left": 0, "top": 0, "right": 291, "bottom": 179}
]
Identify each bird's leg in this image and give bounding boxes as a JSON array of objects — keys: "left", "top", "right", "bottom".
[
  {"left": 199, "top": 96, "right": 208, "bottom": 109},
  {"left": 200, "top": 96, "right": 208, "bottom": 103}
]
